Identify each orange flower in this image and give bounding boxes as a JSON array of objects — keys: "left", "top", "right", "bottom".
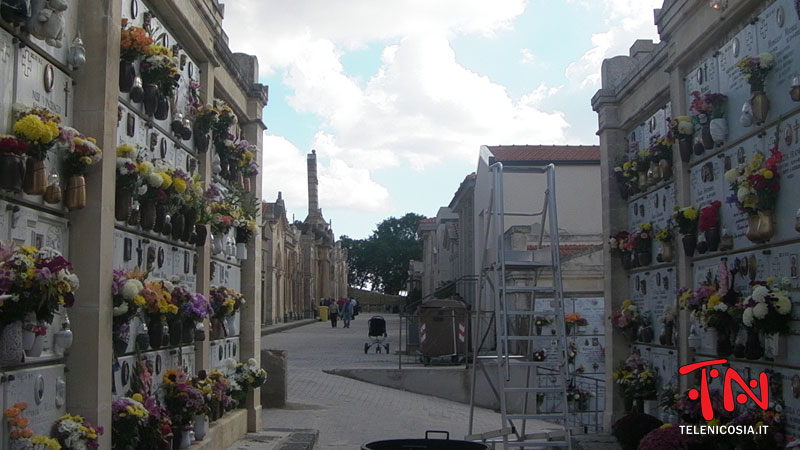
[
  {"left": 4, "top": 407, "right": 20, "bottom": 418},
  {"left": 10, "top": 430, "right": 20, "bottom": 439},
  {"left": 16, "top": 417, "right": 29, "bottom": 427},
  {"left": 22, "top": 429, "right": 33, "bottom": 438},
  {"left": 7, "top": 417, "right": 17, "bottom": 426}
]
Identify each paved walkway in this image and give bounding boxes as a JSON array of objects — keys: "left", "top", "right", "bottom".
[{"left": 257, "top": 314, "right": 504, "bottom": 449}]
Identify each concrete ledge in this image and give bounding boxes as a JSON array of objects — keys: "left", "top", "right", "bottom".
[
  {"left": 261, "top": 319, "right": 318, "bottom": 336},
  {"left": 192, "top": 409, "right": 248, "bottom": 450},
  {"left": 226, "top": 429, "right": 319, "bottom": 450}
]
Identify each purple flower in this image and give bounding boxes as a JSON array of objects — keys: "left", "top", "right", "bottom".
[{"left": 34, "top": 267, "right": 52, "bottom": 282}]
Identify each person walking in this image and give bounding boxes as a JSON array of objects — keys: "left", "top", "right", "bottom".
[
  {"left": 328, "top": 298, "right": 339, "bottom": 328},
  {"left": 341, "top": 297, "right": 354, "bottom": 328}
]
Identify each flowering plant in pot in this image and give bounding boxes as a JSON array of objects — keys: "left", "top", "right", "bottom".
[
  {"left": 612, "top": 299, "right": 641, "bottom": 341},
  {"left": 672, "top": 206, "right": 698, "bottom": 256},
  {"left": 697, "top": 201, "right": 721, "bottom": 252},
  {"left": 724, "top": 145, "right": 782, "bottom": 243},
  {"left": 52, "top": 413, "right": 103, "bottom": 450}
]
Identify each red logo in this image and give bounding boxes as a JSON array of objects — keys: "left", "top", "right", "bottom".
[{"left": 679, "top": 359, "right": 769, "bottom": 421}]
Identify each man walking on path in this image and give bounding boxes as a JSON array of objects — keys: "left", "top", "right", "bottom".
[
  {"left": 340, "top": 297, "right": 354, "bottom": 328},
  {"left": 328, "top": 299, "right": 339, "bottom": 328}
]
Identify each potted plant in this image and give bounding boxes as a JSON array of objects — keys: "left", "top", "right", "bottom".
[
  {"left": 697, "top": 201, "right": 721, "bottom": 252},
  {"left": 724, "top": 144, "right": 782, "bottom": 243},
  {"left": 737, "top": 53, "right": 775, "bottom": 124},
  {"left": 671, "top": 206, "right": 698, "bottom": 256}
]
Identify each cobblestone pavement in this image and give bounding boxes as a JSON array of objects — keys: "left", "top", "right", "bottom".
[{"left": 259, "top": 313, "right": 505, "bottom": 449}]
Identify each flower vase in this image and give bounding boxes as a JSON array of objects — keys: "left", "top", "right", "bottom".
[
  {"left": 119, "top": 60, "right": 136, "bottom": 93},
  {"left": 23, "top": 157, "right": 47, "bottom": 195},
  {"left": 704, "top": 227, "right": 720, "bottom": 252},
  {"left": 682, "top": 233, "right": 697, "bottom": 257},
  {"left": 792, "top": 76, "right": 800, "bottom": 101},
  {"left": 171, "top": 212, "right": 185, "bottom": 241},
  {"left": 0, "top": 154, "right": 25, "bottom": 192},
  {"left": 660, "top": 241, "right": 673, "bottom": 263},
  {"left": 535, "top": 325, "right": 542, "bottom": 336},
  {"left": 155, "top": 96, "right": 170, "bottom": 121},
  {"left": 130, "top": 77, "right": 144, "bottom": 103},
  {"left": 209, "top": 319, "right": 224, "bottom": 340},
  {"left": 65, "top": 174, "right": 86, "bottom": 210},
  {"left": 194, "top": 130, "right": 210, "bottom": 153},
  {"left": 21, "top": 313, "right": 36, "bottom": 351},
  {"left": 709, "top": 118, "right": 727, "bottom": 147},
  {"left": 716, "top": 328, "right": 733, "bottom": 358},
  {"left": 0, "top": 321, "right": 25, "bottom": 365},
  {"left": 637, "top": 171, "right": 648, "bottom": 191},
  {"left": 637, "top": 325, "right": 654, "bottom": 343},
  {"left": 620, "top": 253, "right": 632, "bottom": 270},
  {"left": 168, "top": 315, "right": 183, "bottom": 346},
  {"left": 143, "top": 84, "right": 159, "bottom": 116},
  {"left": 154, "top": 204, "right": 167, "bottom": 233},
  {"left": 140, "top": 199, "right": 156, "bottom": 231},
  {"left": 659, "top": 322, "right": 674, "bottom": 346},
  {"left": 212, "top": 233, "right": 225, "bottom": 254},
  {"left": 148, "top": 316, "right": 165, "bottom": 350},
  {"left": 678, "top": 138, "right": 692, "bottom": 163},
  {"left": 181, "top": 319, "right": 194, "bottom": 345},
  {"left": 135, "top": 326, "right": 150, "bottom": 352},
  {"left": 637, "top": 251, "right": 651, "bottom": 267},
  {"left": 193, "top": 415, "right": 208, "bottom": 441},
  {"left": 180, "top": 428, "right": 193, "bottom": 449},
  {"left": 225, "top": 315, "right": 237, "bottom": 336},
  {"left": 750, "top": 91, "right": 769, "bottom": 124},
  {"left": 194, "top": 322, "right": 206, "bottom": 341},
  {"left": 744, "top": 328, "right": 763, "bottom": 360},
  {"left": 182, "top": 209, "right": 198, "bottom": 242},
  {"left": 648, "top": 161, "right": 662, "bottom": 184},
  {"left": 26, "top": 334, "right": 43, "bottom": 357},
  {"left": 243, "top": 177, "right": 252, "bottom": 193},
  {"left": 746, "top": 214, "right": 762, "bottom": 243},
  {"left": 194, "top": 224, "right": 208, "bottom": 247},
  {"left": 757, "top": 210, "right": 774, "bottom": 242},
  {"left": 115, "top": 184, "right": 133, "bottom": 222},
  {"left": 236, "top": 243, "right": 247, "bottom": 260},
  {"left": 658, "top": 159, "right": 671, "bottom": 181},
  {"left": 701, "top": 123, "right": 714, "bottom": 150},
  {"left": 693, "top": 140, "right": 705, "bottom": 156}
]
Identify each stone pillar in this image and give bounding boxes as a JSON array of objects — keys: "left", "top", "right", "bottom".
[
  {"left": 66, "top": 1, "right": 122, "bottom": 446},
  {"left": 307, "top": 150, "right": 319, "bottom": 218},
  {"left": 194, "top": 61, "right": 216, "bottom": 372},
  {"left": 240, "top": 90, "right": 266, "bottom": 432}
]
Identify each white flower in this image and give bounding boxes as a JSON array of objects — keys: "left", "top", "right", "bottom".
[
  {"left": 742, "top": 307, "right": 754, "bottom": 327},
  {"left": 724, "top": 168, "right": 739, "bottom": 184},
  {"left": 161, "top": 280, "right": 175, "bottom": 292},
  {"left": 678, "top": 120, "right": 694, "bottom": 135},
  {"left": 147, "top": 172, "right": 163, "bottom": 187},
  {"left": 776, "top": 297, "right": 792, "bottom": 315},
  {"left": 113, "top": 303, "right": 129, "bottom": 317},
  {"left": 247, "top": 358, "right": 258, "bottom": 367},
  {"left": 224, "top": 358, "right": 238, "bottom": 370},
  {"left": 751, "top": 285, "right": 768, "bottom": 302},
  {"left": 714, "top": 303, "right": 728, "bottom": 312},
  {"left": 758, "top": 52, "right": 775, "bottom": 68},
  {"left": 138, "top": 161, "right": 154, "bottom": 175},
  {"left": 122, "top": 279, "right": 143, "bottom": 300},
  {"left": 737, "top": 187, "right": 751, "bottom": 202},
  {"left": 753, "top": 302, "right": 769, "bottom": 319}
]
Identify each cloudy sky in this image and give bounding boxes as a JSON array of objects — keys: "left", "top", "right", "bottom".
[{"left": 223, "top": 0, "right": 663, "bottom": 239}]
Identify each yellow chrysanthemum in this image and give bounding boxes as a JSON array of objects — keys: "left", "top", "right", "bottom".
[
  {"left": 133, "top": 295, "right": 146, "bottom": 307},
  {"left": 159, "top": 173, "right": 173, "bottom": 189},
  {"left": 117, "top": 144, "right": 135, "bottom": 157},
  {"left": 131, "top": 393, "right": 143, "bottom": 402},
  {"left": 683, "top": 208, "right": 698, "bottom": 220},
  {"left": 173, "top": 177, "right": 187, "bottom": 194}
]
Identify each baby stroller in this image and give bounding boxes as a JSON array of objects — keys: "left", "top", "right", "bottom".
[{"left": 364, "top": 316, "right": 389, "bottom": 354}]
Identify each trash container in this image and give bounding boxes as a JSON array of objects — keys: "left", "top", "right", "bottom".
[
  {"left": 363, "top": 431, "right": 489, "bottom": 450},
  {"left": 418, "top": 299, "right": 468, "bottom": 364},
  {"left": 319, "top": 305, "right": 329, "bottom": 322}
]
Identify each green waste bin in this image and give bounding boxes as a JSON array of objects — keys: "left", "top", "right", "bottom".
[
  {"left": 319, "top": 305, "right": 329, "bottom": 321},
  {"left": 418, "top": 299, "right": 468, "bottom": 364}
]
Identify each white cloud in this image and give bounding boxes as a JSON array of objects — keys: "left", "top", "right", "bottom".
[
  {"left": 564, "top": 0, "right": 662, "bottom": 90},
  {"left": 520, "top": 48, "right": 535, "bottom": 65}
]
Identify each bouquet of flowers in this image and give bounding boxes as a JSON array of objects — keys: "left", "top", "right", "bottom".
[
  {"left": 211, "top": 101, "right": 237, "bottom": 152},
  {"left": 52, "top": 413, "right": 103, "bottom": 450},
  {"left": 655, "top": 226, "right": 673, "bottom": 244},
  {"left": 227, "top": 358, "right": 268, "bottom": 405},
  {"left": 648, "top": 134, "right": 673, "bottom": 163},
  {"left": 230, "top": 187, "right": 260, "bottom": 244},
  {"left": 139, "top": 279, "right": 178, "bottom": 318},
  {"left": 120, "top": 19, "right": 153, "bottom": 62},
  {"left": 613, "top": 353, "right": 657, "bottom": 400},
  {"left": 737, "top": 53, "right": 775, "bottom": 92},
  {"left": 111, "top": 268, "right": 146, "bottom": 325},
  {"left": 612, "top": 299, "right": 640, "bottom": 339},
  {"left": 0, "top": 134, "right": 28, "bottom": 156},
  {"left": 5, "top": 402, "right": 34, "bottom": 441},
  {"left": 567, "top": 341, "right": 578, "bottom": 363},
  {"left": 690, "top": 91, "right": 727, "bottom": 121},
  {"left": 0, "top": 243, "right": 79, "bottom": 325},
  {"left": 135, "top": 158, "right": 171, "bottom": 208},
  {"left": 669, "top": 116, "right": 694, "bottom": 140},
  {"left": 608, "top": 231, "right": 632, "bottom": 254},
  {"left": 534, "top": 315, "right": 552, "bottom": 335},
  {"left": 13, "top": 105, "right": 61, "bottom": 160},
  {"left": 633, "top": 223, "right": 652, "bottom": 254},
  {"left": 565, "top": 314, "right": 588, "bottom": 326},
  {"left": 209, "top": 286, "right": 246, "bottom": 319},
  {"left": 141, "top": 45, "right": 180, "bottom": 98},
  {"left": 678, "top": 282, "right": 716, "bottom": 321},
  {"left": 742, "top": 278, "right": 792, "bottom": 335},
  {"left": 724, "top": 145, "right": 782, "bottom": 217},
  {"left": 567, "top": 384, "right": 593, "bottom": 411},
  {"left": 139, "top": 395, "right": 172, "bottom": 450},
  {"left": 115, "top": 144, "right": 141, "bottom": 193},
  {"left": 613, "top": 159, "right": 638, "bottom": 198},
  {"left": 671, "top": 206, "right": 698, "bottom": 235},
  {"left": 532, "top": 348, "right": 547, "bottom": 361},
  {"left": 191, "top": 104, "right": 219, "bottom": 135},
  {"left": 112, "top": 394, "right": 150, "bottom": 450},
  {"left": 160, "top": 369, "right": 206, "bottom": 428},
  {"left": 58, "top": 127, "right": 102, "bottom": 177},
  {"left": 697, "top": 201, "right": 721, "bottom": 233}
]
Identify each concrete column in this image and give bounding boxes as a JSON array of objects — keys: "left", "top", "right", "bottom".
[
  {"left": 194, "top": 61, "right": 215, "bottom": 372},
  {"left": 66, "top": 1, "right": 122, "bottom": 446},
  {"left": 240, "top": 96, "right": 266, "bottom": 432}
]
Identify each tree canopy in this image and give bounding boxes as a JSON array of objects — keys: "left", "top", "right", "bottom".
[{"left": 341, "top": 212, "right": 425, "bottom": 295}]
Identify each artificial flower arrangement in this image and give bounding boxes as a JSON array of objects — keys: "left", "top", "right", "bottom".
[
  {"left": 633, "top": 223, "right": 653, "bottom": 258},
  {"left": 611, "top": 299, "right": 641, "bottom": 341},
  {"left": 612, "top": 158, "right": 639, "bottom": 199},
  {"left": 226, "top": 358, "right": 268, "bottom": 405},
  {"left": 690, "top": 90, "right": 728, "bottom": 122},
  {"left": 179, "top": 290, "right": 211, "bottom": 324},
  {"left": 697, "top": 201, "right": 721, "bottom": 234},
  {"left": 209, "top": 285, "right": 246, "bottom": 320},
  {"left": 532, "top": 348, "right": 547, "bottom": 361},
  {"left": 648, "top": 134, "right": 673, "bottom": 165},
  {"left": 159, "top": 369, "right": 206, "bottom": 431},
  {"left": 724, "top": 145, "right": 782, "bottom": 217},
  {"left": 138, "top": 279, "right": 178, "bottom": 323},
  {"left": 5, "top": 402, "right": 35, "bottom": 441},
  {"left": 140, "top": 44, "right": 180, "bottom": 98},
  {"left": 608, "top": 231, "right": 633, "bottom": 255},
  {"left": 111, "top": 394, "right": 150, "bottom": 450},
  {"left": 58, "top": 127, "right": 102, "bottom": 178},
  {"left": 612, "top": 352, "right": 657, "bottom": 401},
  {"left": 211, "top": 100, "right": 238, "bottom": 153},
  {"left": 111, "top": 268, "right": 147, "bottom": 328},
  {"left": 669, "top": 116, "right": 694, "bottom": 141},
  {"left": 567, "top": 341, "right": 578, "bottom": 364},
  {"left": 12, "top": 105, "right": 61, "bottom": 160},
  {"left": 671, "top": 206, "right": 698, "bottom": 235},
  {"left": 566, "top": 384, "right": 594, "bottom": 411},
  {"left": 52, "top": 413, "right": 103, "bottom": 450},
  {"left": 565, "top": 313, "right": 588, "bottom": 328},
  {"left": 115, "top": 144, "right": 141, "bottom": 192},
  {"left": 207, "top": 184, "right": 240, "bottom": 236},
  {"left": 737, "top": 53, "right": 775, "bottom": 92},
  {"left": 742, "top": 277, "right": 793, "bottom": 335},
  {"left": 0, "top": 242, "right": 79, "bottom": 325},
  {"left": 192, "top": 370, "right": 233, "bottom": 420},
  {"left": 231, "top": 187, "right": 259, "bottom": 245},
  {"left": 120, "top": 18, "right": 153, "bottom": 63}
]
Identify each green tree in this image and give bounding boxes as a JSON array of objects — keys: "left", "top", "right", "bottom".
[{"left": 341, "top": 213, "right": 425, "bottom": 295}]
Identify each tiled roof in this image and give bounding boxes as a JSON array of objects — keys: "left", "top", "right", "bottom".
[
  {"left": 526, "top": 244, "right": 601, "bottom": 259},
  {"left": 487, "top": 145, "right": 600, "bottom": 163}
]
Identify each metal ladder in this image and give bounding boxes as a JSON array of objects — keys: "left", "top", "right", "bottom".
[{"left": 467, "top": 162, "right": 572, "bottom": 449}]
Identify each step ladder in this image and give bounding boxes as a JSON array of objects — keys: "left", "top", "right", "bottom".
[{"left": 467, "top": 162, "right": 572, "bottom": 449}]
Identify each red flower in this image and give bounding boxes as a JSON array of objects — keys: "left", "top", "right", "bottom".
[{"left": 698, "top": 201, "right": 721, "bottom": 232}]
